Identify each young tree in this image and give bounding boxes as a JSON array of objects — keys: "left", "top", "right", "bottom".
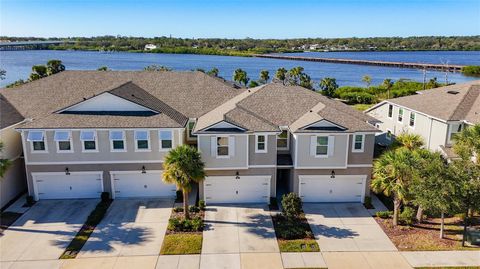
[
  {"left": 382, "top": 79, "right": 394, "bottom": 99},
  {"left": 0, "top": 142, "right": 12, "bottom": 178},
  {"left": 319, "top": 77, "right": 338, "bottom": 97},
  {"left": 162, "top": 145, "right": 205, "bottom": 220},
  {"left": 207, "top": 67, "right": 219, "bottom": 77},
  {"left": 259, "top": 70, "right": 270, "bottom": 84},
  {"left": 275, "top": 67, "right": 287, "bottom": 85},
  {"left": 372, "top": 148, "right": 419, "bottom": 226},
  {"left": 233, "top": 68, "right": 249, "bottom": 86},
  {"left": 362, "top": 75, "right": 372, "bottom": 88},
  {"left": 46, "top": 60, "right": 65, "bottom": 75}
]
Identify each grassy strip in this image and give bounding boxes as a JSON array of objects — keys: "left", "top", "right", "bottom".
[
  {"left": 60, "top": 199, "right": 112, "bottom": 259},
  {"left": 278, "top": 239, "right": 319, "bottom": 252},
  {"left": 160, "top": 233, "right": 203, "bottom": 255}
]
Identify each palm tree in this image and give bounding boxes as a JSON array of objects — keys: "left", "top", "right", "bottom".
[
  {"left": 207, "top": 67, "right": 219, "bottom": 77},
  {"left": 259, "top": 70, "right": 270, "bottom": 84},
  {"left": 287, "top": 66, "right": 304, "bottom": 85},
  {"left": 393, "top": 133, "right": 424, "bottom": 151},
  {"left": 0, "top": 142, "right": 12, "bottom": 178},
  {"left": 453, "top": 124, "right": 480, "bottom": 164},
  {"left": 275, "top": 68, "right": 287, "bottom": 85},
  {"left": 319, "top": 77, "right": 338, "bottom": 97},
  {"left": 233, "top": 68, "right": 249, "bottom": 86},
  {"left": 362, "top": 75, "right": 372, "bottom": 88},
  {"left": 382, "top": 79, "right": 394, "bottom": 99},
  {"left": 162, "top": 145, "right": 205, "bottom": 220},
  {"left": 372, "top": 148, "right": 419, "bottom": 226}
]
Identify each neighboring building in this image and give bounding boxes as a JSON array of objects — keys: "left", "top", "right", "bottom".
[
  {"left": 144, "top": 44, "right": 157, "bottom": 50},
  {"left": 0, "top": 95, "right": 27, "bottom": 208},
  {"left": 1, "top": 71, "right": 379, "bottom": 204},
  {"left": 366, "top": 81, "right": 480, "bottom": 159},
  {"left": 194, "top": 84, "right": 379, "bottom": 204}
]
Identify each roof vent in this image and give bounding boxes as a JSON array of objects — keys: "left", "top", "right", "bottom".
[{"left": 447, "top": 90, "right": 459, "bottom": 95}]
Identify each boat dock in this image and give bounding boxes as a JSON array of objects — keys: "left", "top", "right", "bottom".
[{"left": 253, "top": 54, "right": 465, "bottom": 72}]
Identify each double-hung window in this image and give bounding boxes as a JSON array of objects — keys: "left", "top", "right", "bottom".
[
  {"left": 135, "top": 130, "right": 150, "bottom": 151},
  {"left": 187, "top": 120, "right": 197, "bottom": 141},
  {"left": 54, "top": 131, "right": 72, "bottom": 152},
  {"left": 398, "top": 108, "right": 404, "bottom": 122},
  {"left": 352, "top": 134, "right": 365, "bottom": 152},
  {"left": 159, "top": 130, "right": 173, "bottom": 151},
  {"left": 388, "top": 104, "right": 393, "bottom": 118},
  {"left": 80, "top": 130, "right": 97, "bottom": 151},
  {"left": 27, "top": 131, "right": 47, "bottom": 152},
  {"left": 277, "top": 130, "right": 289, "bottom": 150},
  {"left": 109, "top": 130, "right": 126, "bottom": 152},
  {"left": 255, "top": 134, "right": 267, "bottom": 153},
  {"left": 409, "top": 112, "right": 415, "bottom": 127},
  {"left": 316, "top": 136, "right": 329, "bottom": 156},
  {"left": 217, "top": 136, "right": 229, "bottom": 157}
]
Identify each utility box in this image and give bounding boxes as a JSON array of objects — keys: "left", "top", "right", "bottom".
[{"left": 466, "top": 227, "right": 480, "bottom": 246}]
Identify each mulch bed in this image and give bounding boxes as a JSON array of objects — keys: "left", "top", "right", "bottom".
[
  {"left": 375, "top": 216, "right": 480, "bottom": 251},
  {"left": 272, "top": 214, "right": 320, "bottom": 252},
  {"left": 166, "top": 209, "right": 205, "bottom": 235}
]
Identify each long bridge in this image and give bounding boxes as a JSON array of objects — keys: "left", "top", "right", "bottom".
[
  {"left": 253, "top": 54, "right": 465, "bottom": 73},
  {"left": 0, "top": 41, "right": 74, "bottom": 51}
]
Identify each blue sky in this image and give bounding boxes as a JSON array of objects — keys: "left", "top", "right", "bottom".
[{"left": 1, "top": 0, "right": 479, "bottom": 38}]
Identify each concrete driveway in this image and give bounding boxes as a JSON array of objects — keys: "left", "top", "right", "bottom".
[
  {"left": 77, "top": 198, "right": 174, "bottom": 258},
  {"left": 303, "top": 203, "right": 397, "bottom": 252},
  {"left": 0, "top": 199, "right": 98, "bottom": 262},
  {"left": 201, "top": 204, "right": 281, "bottom": 269}
]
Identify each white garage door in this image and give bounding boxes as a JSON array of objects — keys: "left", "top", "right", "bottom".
[
  {"left": 299, "top": 175, "right": 366, "bottom": 203},
  {"left": 204, "top": 176, "right": 271, "bottom": 204},
  {"left": 33, "top": 172, "right": 103, "bottom": 200},
  {"left": 110, "top": 171, "right": 176, "bottom": 198}
]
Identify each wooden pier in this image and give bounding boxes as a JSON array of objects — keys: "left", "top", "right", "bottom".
[{"left": 253, "top": 54, "right": 465, "bottom": 72}]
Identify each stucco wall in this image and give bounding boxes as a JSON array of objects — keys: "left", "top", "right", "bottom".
[
  {"left": 295, "top": 134, "right": 348, "bottom": 168},
  {"left": 248, "top": 134, "right": 276, "bottom": 166},
  {"left": 347, "top": 134, "right": 375, "bottom": 165},
  {"left": 198, "top": 135, "right": 248, "bottom": 169}
]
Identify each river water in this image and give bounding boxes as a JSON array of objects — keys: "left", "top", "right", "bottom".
[{"left": 1, "top": 50, "right": 478, "bottom": 87}]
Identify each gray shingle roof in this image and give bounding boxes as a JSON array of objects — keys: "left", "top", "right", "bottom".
[
  {"left": 374, "top": 80, "right": 480, "bottom": 123},
  {"left": 0, "top": 94, "right": 24, "bottom": 129},
  {"left": 0, "top": 71, "right": 244, "bottom": 129}
]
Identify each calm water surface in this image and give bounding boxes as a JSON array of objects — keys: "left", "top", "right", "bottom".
[{"left": 1, "top": 50, "right": 478, "bottom": 87}]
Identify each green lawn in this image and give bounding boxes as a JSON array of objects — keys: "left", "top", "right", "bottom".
[
  {"left": 352, "top": 103, "right": 374, "bottom": 111},
  {"left": 160, "top": 233, "right": 203, "bottom": 255},
  {"left": 278, "top": 239, "right": 319, "bottom": 252}
]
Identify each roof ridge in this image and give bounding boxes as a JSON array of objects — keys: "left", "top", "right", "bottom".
[
  {"left": 232, "top": 104, "right": 279, "bottom": 129},
  {"left": 450, "top": 85, "right": 480, "bottom": 121}
]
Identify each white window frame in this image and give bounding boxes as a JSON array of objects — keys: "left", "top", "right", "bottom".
[
  {"left": 186, "top": 119, "right": 197, "bottom": 141},
  {"left": 134, "top": 130, "right": 151, "bottom": 152},
  {"left": 255, "top": 134, "right": 268, "bottom": 153},
  {"left": 352, "top": 133, "right": 365, "bottom": 153},
  {"left": 159, "top": 130, "right": 173, "bottom": 151},
  {"left": 277, "top": 128, "right": 289, "bottom": 150},
  {"left": 80, "top": 130, "right": 98, "bottom": 152},
  {"left": 28, "top": 131, "right": 48, "bottom": 153},
  {"left": 54, "top": 130, "right": 73, "bottom": 153},
  {"left": 315, "top": 135, "right": 329, "bottom": 158},
  {"left": 447, "top": 123, "right": 463, "bottom": 144},
  {"left": 109, "top": 130, "right": 126, "bottom": 152},
  {"left": 216, "top": 135, "right": 230, "bottom": 159},
  {"left": 388, "top": 104, "right": 393, "bottom": 118},
  {"left": 398, "top": 108, "right": 404, "bottom": 123},
  {"left": 409, "top": 112, "right": 415, "bottom": 128}
]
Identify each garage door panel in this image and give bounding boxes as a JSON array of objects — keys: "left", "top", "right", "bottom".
[
  {"left": 299, "top": 175, "right": 365, "bottom": 203},
  {"left": 111, "top": 171, "right": 176, "bottom": 198},
  {"left": 35, "top": 172, "right": 103, "bottom": 200},
  {"left": 204, "top": 176, "right": 270, "bottom": 204}
]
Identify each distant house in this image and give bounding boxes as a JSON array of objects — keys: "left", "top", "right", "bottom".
[
  {"left": 366, "top": 80, "right": 480, "bottom": 160},
  {"left": 144, "top": 44, "right": 157, "bottom": 50},
  {"left": 309, "top": 44, "right": 321, "bottom": 50}
]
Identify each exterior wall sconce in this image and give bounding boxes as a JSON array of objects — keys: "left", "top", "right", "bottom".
[
  {"left": 235, "top": 171, "right": 240, "bottom": 179},
  {"left": 330, "top": 170, "right": 335, "bottom": 179},
  {"left": 141, "top": 166, "right": 146, "bottom": 174},
  {"left": 65, "top": 167, "right": 70, "bottom": 175}
]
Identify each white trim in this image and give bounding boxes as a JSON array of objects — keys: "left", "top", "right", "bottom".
[
  {"left": 26, "top": 160, "right": 164, "bottom": 165},
  {"left": 314, "top": 135, "right": 329, "bottom": 158},
  {"left": 294, "top": 133, "right": 298, "bottom": 168},
  {"left": 134, "top": 130, "right": 151, "bottom": 152},
  {"left": 20, "top": 131, "right": 29, "bottom": 164},
  {"left": 397, "top": 107, "right": 404, "bottom": 123},
  {"left": 347, "top": 164, "right": 373, "bottom": 168},
  {"left": 351, "top": 133, "right": 365, "bottom": 153},
  {"left": 367, "top": 101, "right": 448, "bottom": 124},
  {"left": 204, "top": 166, "right": 249, "bottom": 171},
  {"left": 109, "top": 130, "right": 127, "bottom": 152},
  {"left": 55, "top": 130, "right": 74, "bottom": 153},
  {"left": 295, "top": 165, "right": 348, "bottom": 170},
  {"left": 80, "top": 130, "right": 98, "bottom": 153},
  {"left": 109, "top": 170, "right": 163, "bottom": 199},
  {"left": 387, "top": 104, "right": 393, "bottom": 118},
  {"left": 31, "top": 171, "right": 104, "bottom": 201},
  {"left": 255, "top": 134, "right": 268, "bottom": 153},
  {"left": 298, "top": 175, "right": 367, "bottom": 203},
  {"left": 215, "top": 135, "right": 230, "bottom": 159},
  {"left": 158, "top": 129, "right": 173, "bottom": 152},
  {"left": 28, "top": 130, "right": 48, "bottom": 153},
  {"left": 248, "top": 164, "right": 277, "bottom": 168}
]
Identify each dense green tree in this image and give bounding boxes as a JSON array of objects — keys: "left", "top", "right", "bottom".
[
  {"left": 275, "top": 67, "right": 287, "bottom": 85},
  {"left": 207, "top": 67, "right": 219, "bottom": 77},
  {"left": 372, "top": 148, "right": 419, "bottom": 226},
  {"left": 233, "top": 68, "right": 249, "bottom": 86},
  {"left": 362, "top": 75, "right": 372, "bottom": 87},
  {"left": 393, "top": 133, "right": 424, "bottom": 151},
  {"left": 453, "top": 124, "right": 480, "bottom": 164},
  {"left": 29, "top": 65, "right": 48, "bottom": 81},
  {"left": 319, "top": 77, "right": 338, "bottom": 97},
  {"left": 46, "top": 60, "right": 65, "bottom": 75},
  {"left": 299, "top": 73, "right": 313, "bottom": 90},
  {"left": 286, "top": 66, "right": 304, "bottom": 86},
  {"left": 162, "top": 145, "right": 205, "bottom": 220},
  {"left": 97, "top": 66, "right": 109, "bottom": 71},
  {"left": 248, "top": 80, "right": 260, "bottom": 88},
  {"left": 259, "top": 70, "right": 270, "bottom": 84},
  {"left": 144, "top": 65, "right": 172, "bottom": 71}
]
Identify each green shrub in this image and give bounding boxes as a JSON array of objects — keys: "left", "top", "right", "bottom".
[
  {"left": 281, "top": 193, "right": 303, "bottom": 219},
  {"left": 376, "top": 210, "right": 392, "bottom": 219},
  {"left": 173, "top": 207, "right": 184, "bottom": 213},
  {"left": 400, "top": 206, "right": 416, "bottom": 225},
  {"left": 462, "top": 65, "right": 480, "bottom": 76},
  {"left": 189, "top": 205, "right": 200, "bottom": 213},
  {"left": 198, "top": 200, "right": 206, "bottom": 211},
  {"left": 168, "top": 217, "right": 204, "bottom": 232},
  {"left": 339, "top": 92, "right": 377, "bottom": 104}
]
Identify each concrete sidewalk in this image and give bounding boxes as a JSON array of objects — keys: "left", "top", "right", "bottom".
[{"left": 402, "top": 250, "right": 480, "bottom": 268}]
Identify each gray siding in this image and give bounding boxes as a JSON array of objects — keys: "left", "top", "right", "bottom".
[
  {"left": 198, "top": 135, "right": 248, "bottom": 169},
  {"left": 23, "top": 129, "right": 182, "bottom": 163},
  {"left": 295, "top": 134, "right": 348, "bottom": 168},
  {"left": 348, "top": 134, "right": 375, "bottom": 165},
  {"left": 248, "top": 134, "right": 276, "bottom": 166}
]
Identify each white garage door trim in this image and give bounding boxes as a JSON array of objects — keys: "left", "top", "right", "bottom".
[
  {"left": 203, "top": 175, "right": 271, "bottom": 204},
  {"left": 32, "top": 171, "right": 104, "bottom": 201},
  {"left": 299, "top": 175, "right": 366, "bottom": 203},
  {"left": 109, "top": 170, "right": 176, "bottom": 199}
]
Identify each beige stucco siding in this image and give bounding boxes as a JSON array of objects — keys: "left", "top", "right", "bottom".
[
  {"left": 348, "top": 134, "right": 375, "bottom": 165},
  {"left": 295, "top": 134, "right": 348, "bottom": 168},
  {"left": 248, "top": 135, "right": 276, "bottom": 166},
  {"left": 23, "top": 129, "right": 182, "bottom": 163},
  {"left": 198, "top": 135, "right": 248, "bottom": 169}
]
